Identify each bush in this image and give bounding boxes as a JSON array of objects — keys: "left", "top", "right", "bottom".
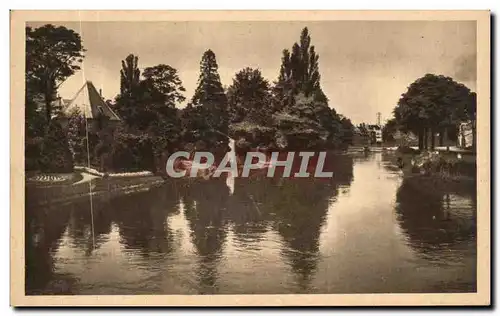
[
  {"left": 272, "top": 111, "right": 327, "bottom": 150},
  {"left": 25, "top": 136, "right": 44, "bottom": 171},
  {"left": 229, "top": 121, "right": 275, "bottom": 151},
  {"left": 109, "top": 131, "right": 155, "bottom": 172},
  {"left": 38, "top": 121, "right": 74, "bottom": 173},
  {"left": 411, "top": 151, "right": 475, "bottom": 178}
]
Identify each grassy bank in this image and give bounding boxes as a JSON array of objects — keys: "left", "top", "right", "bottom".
[
  {"left": 394, "top": 148, "right": 476, "bottom": 197},
  {"left": 25, "top": 174, "right": 165, "bottom": 208}
]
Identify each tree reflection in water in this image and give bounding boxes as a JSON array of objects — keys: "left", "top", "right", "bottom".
[
  {"left": 178, "top": 177, "right": 230, "bottom": 294},
  {"left": 227, "top": 177, "right": 271, "bottom": 250},
  {"left": 174, "top": 152, "right": 354, "bottom": 293},
  {"left": 227, "top": 153, "right": 354, "bottom": 292},
  {"left": 25, "top": 151, "right": 476, "bottom": 295},
  {"left": 272, "top": 178, "right": 332, "bottom": 292},
  {"left": 395, "top": 178, "right": 476, "bottom": 262},
  {"left": 25, "top": 200, "right": 79, "bottom": 294},
  {"left": 111, "top": 183, "right": 179, "bottom": 257}
]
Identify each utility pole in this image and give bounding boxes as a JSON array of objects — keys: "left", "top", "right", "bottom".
[{"left": 376, "top": 112, "right": 381, "bottom": 127}]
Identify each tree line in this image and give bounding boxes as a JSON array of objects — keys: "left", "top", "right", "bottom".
[{"left": 25, "top": 24, "right": 355, "bottom": 174}]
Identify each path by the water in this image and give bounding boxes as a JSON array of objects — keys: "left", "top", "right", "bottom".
[{"left": 72, "top": 172, "right": 99, "bottom": 185}]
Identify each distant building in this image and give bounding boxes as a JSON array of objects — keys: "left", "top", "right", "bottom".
[
  {"left": 367, "top": 124, "right": 383, "bottom": 145},
  {"left": 352, "top": 123, "right": 383, "bottom": 146}
]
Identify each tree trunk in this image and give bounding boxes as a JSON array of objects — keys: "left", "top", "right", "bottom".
[
  {"left": 44, "top": 78, "right": 56, "bottom": 124},
  {"left": 423, "top": 128, "right": 428, "bottom": 150},
  {"left": 439, "top": 128, "right": 445, "bottom": 146},
  {"left": 418, "top": 129, "right": 424, "bottom": 150},
  {"left": 472, "top": 119, "right": 476, "bottom": 152},
  {"left": 430, "top": 127, "right": 435, "bottom": 150},
  {"left": 444, "top": 128, "right": 450, "bottom": 151},
  {"left": 44, "top": 92, "right": 52, "bottom": 124}
]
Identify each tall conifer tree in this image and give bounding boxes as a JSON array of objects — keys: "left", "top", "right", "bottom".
[{"left": 190, "top": 49, "right": 228, "bottom": 138}]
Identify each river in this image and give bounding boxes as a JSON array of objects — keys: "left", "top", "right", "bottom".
[{"left": 25, "top": 151, "right": 477, "bottom": 295}]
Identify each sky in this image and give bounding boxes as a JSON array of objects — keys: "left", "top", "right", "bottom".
[{"left": 28, "top": 21, "right": 477, "bottom": 125}]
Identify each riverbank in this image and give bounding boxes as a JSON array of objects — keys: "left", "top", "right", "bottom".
[
  {"left": 27, "top": 166, "right": 155, "bottom": 185},
  {"left": 74, "top": 166, "right": 154, "bottom": 178},
  {"left": 26, "top": 172, "right": 83, "bottom": 185},
  {"left": 25, "top": 174, "right": 165, "bottom": 208},
  {"left": 402, "top": 173, "right": 476, "bottom": 198},
  {"left": 394, "top": 148, "right": 476, "bottom": 198}
]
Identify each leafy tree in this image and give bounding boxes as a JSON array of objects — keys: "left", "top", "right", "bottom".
[
  {"left": 273, "top": 93, "right": 339, "bottom": 150},
  {"left": 25, "top": 92, "right": 46, "bottom": 139},
  {"left": 141, "top": 65, "right": 185, "bottom": 168},
  {"left": 115, "top": 57, "right": 186, "bottom": 132},
  {"left": 26, "top": 24, "right": 85, "bottom": 122},
  {"left": 181, "top": 104, "right": 209, "bottom": 145},
  {"left": 394, "top": 73, "right": 473, "bottom": 150},
  {"left": 66, "top": 107, "right": 86, "bottom": 163},
  {"left": 112, "top": 59, "right": 186, "bottom": 172},
  {"left": 393, "top": 99, "right": 426, "bottom": 149},
  {"left": 227, "top": 67, "right": 272, "bottom": 125},
  {"left": 141, "top": 64, "right": 186, "bottom": 109},
  {"left": 338, "top": 115, "right": 355, "bottom": 146},
  {"left": 109, "top": 126, "right": 155, "bottom": 172},
  {"left": 118, "top": 64, "right": 185, "bottom": 131},
  {"left": 355, "top": 123, "right": 371, "bottom": 145},
  {"left": 382, "top": 118, "right": 398, "bottom": 143},
  {"left": 65, "top": 107, "right": 106, "bottom": 169}
]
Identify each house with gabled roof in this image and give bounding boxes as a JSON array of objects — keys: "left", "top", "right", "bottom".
[{"left": 57, "top": 80, "right": 121, "bottom": 132}]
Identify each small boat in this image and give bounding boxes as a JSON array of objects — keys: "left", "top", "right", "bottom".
[{"left": 172, "top": 157, "right": 217, "bottom": 179}]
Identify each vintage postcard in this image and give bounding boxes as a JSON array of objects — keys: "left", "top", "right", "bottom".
[{"left": 10, "top": 10, "right": 490, "bottom": 306}]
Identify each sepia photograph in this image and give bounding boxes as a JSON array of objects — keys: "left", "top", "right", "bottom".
[{"left": 10, "top": 10, "right": 490, "bottom": 306}]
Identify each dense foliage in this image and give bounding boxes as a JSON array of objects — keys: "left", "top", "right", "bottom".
[
  {"left": 392, "top": 74, "right": 476, "bottom": 150},
  {"left": 37, "top": 121, "right": 74, "bottom": 173},
  {"left": 26, "top": 24, "right": 85, "bottom": 123},
  {"left": 227, "top": 27, "right": 353, "bottom": 152},
  {"left": 25, "top": 25, "right": 357, "bottom": 174},
  {"left": 25, "top": 24, "right": 85, "bottom": 172},
  {"left": 227, "top": 67, "right": 273, "bottom": 125}
]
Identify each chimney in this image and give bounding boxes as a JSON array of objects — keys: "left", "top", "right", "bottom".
[{"left": 99, "top": 88, "right": 102, "bottom": 97}]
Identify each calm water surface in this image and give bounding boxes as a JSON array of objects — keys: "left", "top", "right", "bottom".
[{"left": 25, "top": 152, "right": 476, "bottom": 294}]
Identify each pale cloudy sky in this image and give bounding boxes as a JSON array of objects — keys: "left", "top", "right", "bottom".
[{"left": 28, "top": 21, "right": 476, "bottom": 125}]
